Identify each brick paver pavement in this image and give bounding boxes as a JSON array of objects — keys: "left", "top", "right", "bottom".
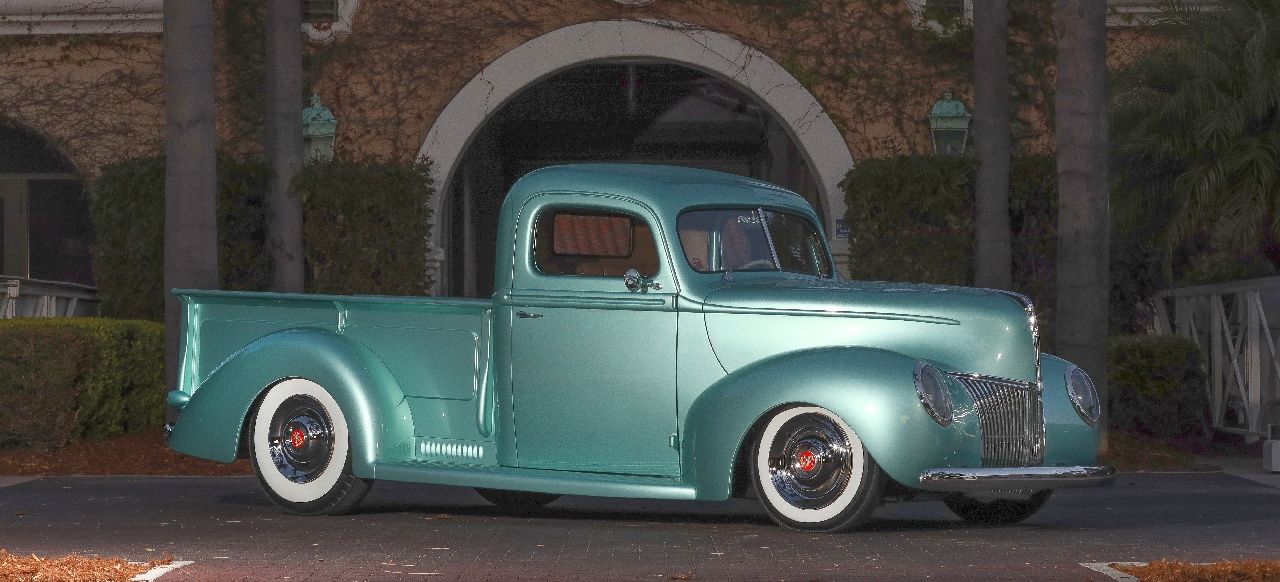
[{"left": 1, "top": 472, "right": 1278, "bottom": 581}]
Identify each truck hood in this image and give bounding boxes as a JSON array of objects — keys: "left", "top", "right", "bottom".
[{"left": 699, "top": 277, "right": 1038, "bottom": 381}]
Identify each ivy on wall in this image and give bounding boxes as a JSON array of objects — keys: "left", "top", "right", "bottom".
[
  {"left": 0, "top": 34, "right": 164, "bottom": 175},
  {"left": 219, "top": 0, "right": 268, "bottom": 148},
  {"left": 292, "top": 0, "right": 1071, "bottom": 163}
]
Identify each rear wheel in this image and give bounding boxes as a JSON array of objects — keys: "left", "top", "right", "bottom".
[
  {"left": 752, "top": 405, "right": 886, "bottom": 532},
  {"left": 475, "top": 488, "right": 560, "bottom": 512},
  {"left": 944, "top": 490, "right": 1052, "bottom": 525},
  {"left": 250, "top": 378, "right": 372, "bottom": 516}
]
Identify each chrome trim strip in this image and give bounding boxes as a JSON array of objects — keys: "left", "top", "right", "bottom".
[
  {"left": 757, "top": 207, "right": 783, "bottom": 269},
  {"left": 918, "top": 466, "right": 1116, "bottom": 492},
  {"left": 985, "top": 288, "right": 1041, "bottom": 389}
]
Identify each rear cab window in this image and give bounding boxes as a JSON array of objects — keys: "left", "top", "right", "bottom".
[{"left": 533, "top": 208, "right": 660, "bottom": 278}]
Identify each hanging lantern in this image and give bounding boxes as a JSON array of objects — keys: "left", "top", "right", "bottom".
[
  {"left": 927, "top": 89, "right": 972, "bottom": 156},
  {"left": 302, "top": 93, "right": 337, "bottom": 162}
]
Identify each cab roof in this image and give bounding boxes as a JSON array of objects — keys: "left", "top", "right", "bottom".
[{"left": 503, "top": 163, "right": 818, "bottom": 221}]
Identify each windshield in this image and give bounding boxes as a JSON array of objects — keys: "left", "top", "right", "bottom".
[{"left": 677, "top": 208, "right": 832, "bottom": 277}]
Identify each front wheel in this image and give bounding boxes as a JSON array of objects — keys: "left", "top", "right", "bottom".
[
  {"left": 250, "top": 378, "right": 372, "bottom": 516},
  {"left": 944, "top": 490, "right": 1052, "bottom": 525},
  {"left": 752, "top": 405, "right": 886, "bottom": 532}
]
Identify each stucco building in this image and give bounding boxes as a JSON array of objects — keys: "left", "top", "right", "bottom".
[{"left": 0, "top": 0, "right": 1163, "bottom": 296}]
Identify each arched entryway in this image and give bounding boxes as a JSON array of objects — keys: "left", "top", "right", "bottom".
[
  {"left": 0, "top": 122, "right": 94, "bottom": 286},
  {"left": 420, "top": 20, "right": 855, "bottom": 297}
]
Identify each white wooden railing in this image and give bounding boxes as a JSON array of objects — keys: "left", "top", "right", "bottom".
[
  {"left": 0, "top": 276, "right": 99, "bottom": 319},
  {"left": 1154, "top": 276, "right": 1280, "bottom": 437}
]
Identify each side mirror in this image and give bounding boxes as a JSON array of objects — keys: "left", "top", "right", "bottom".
[
  {"left": 623, "top": 269, "right": 643, "bottom": 292},
  {"left": 622, "top": 269, "right": 663, "bottom": 293}
]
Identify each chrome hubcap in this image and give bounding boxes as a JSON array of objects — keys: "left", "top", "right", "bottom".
[
  {"left": 268, "top": 395, "right": 334, "bottom": 484},
  {"left": 768, "top": 413, "right": 852, "bottom": 510}
]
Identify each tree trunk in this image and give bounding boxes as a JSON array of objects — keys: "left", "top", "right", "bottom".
[
  {"left": 265, "top": 0, "right": 305, "bottom": 293},
  {"left": 973, "top": 0, "right": 1013, "bottom": 290},
  {"left": 1054, "top": 0, "right": 1111, "bottom": 447},
  {"left": 163, "top": 0, "right": 219, "bottom": 403}
]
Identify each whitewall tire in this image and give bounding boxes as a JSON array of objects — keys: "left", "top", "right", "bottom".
[
  {"left": 752, "top": 405, "right": 886, "bottom": 532},
  {"left": 250, "top": 378, "right": 372, "bottom": 515}
]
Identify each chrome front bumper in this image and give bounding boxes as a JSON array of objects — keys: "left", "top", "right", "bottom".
[{"left": 918, "top": 466, "right": 1116, "bottom": 493}]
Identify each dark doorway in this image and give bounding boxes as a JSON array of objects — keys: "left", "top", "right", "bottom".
[
  {"left": 1, "top": 122, "right": 94, "bottom": 286},
  {"left": 441, "top": 62, "right": 820, "bottom": 298}
]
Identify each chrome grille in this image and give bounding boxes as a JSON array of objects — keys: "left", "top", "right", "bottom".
[{"left": 950, "top": 374, "right": 1045, "bottom": 467}]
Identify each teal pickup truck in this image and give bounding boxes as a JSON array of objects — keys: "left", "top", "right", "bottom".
[{"left": 167, "top": 163, "right": 1112, "bottom": 532}]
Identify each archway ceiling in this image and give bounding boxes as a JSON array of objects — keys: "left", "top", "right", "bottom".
[{"left": 421, "top": 19, "right": 855, "bottom": 266}]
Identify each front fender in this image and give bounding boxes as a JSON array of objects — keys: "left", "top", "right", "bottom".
[
  {"left": 1041, "top": 353, "right": 1102, "bottom": 465},
  {"left": 168, "top": 328, "right": 413, "bottom": 478},
  {"left": 682, "top": 346, "right": 981, "bottom": 500}
]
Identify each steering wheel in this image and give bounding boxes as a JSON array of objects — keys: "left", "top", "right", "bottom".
[{"left": 738, "top": 259, "right": 776, "bottom": 270}]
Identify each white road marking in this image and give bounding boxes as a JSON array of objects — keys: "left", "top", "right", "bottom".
[
  {"left": 0, "top": 476, "right": 38, "bottom": 488},
  {"left": 1080, "top": 563, "right": 1144, "bottom": 581},
  {"left": 130, "top": 560, "right": 194, "bottom": 581}
]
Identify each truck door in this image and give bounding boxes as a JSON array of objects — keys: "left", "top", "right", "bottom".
[{"left": 508, "top": 201, "right": 680, "bottom": 476}]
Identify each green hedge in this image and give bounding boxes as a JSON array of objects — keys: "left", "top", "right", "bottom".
[
  {"left": 842, "top": 155, "right": 979, "bottom": 285},
  {"left": 89, "top": 156, "right": 166, "bottom": 321},
  {"left": 1107, "top": 334, "right": 1209, "bottom": 438},
  {"left": 0, "top": 318, "right": 165, "bottom": 450},
  {"left": 90, "top": 155, "right": 433, "bottom": 318},
  {"left": 91, "top": 155, "right": 273, "bottom": 321},
  {"left": 294, "top": 159, "right": 434, "bottom": 295},
  {"left": 842, "top": 154, "right": 1168, "bottom": 347},
  {"left": 842, "top": 154, "right": 1060, "bottom": 343}
]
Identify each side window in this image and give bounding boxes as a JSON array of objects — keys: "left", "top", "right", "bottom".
[{"left": 533, "top": 209, "right": 659, "bottom": 278}]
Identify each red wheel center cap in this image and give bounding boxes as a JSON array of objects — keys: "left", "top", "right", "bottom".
[
  {"left": 797, "top": 450, "right": 818, "bottom": 472},
  {"left": 290, "top": 428, "right": 306, "bottom": 449}
]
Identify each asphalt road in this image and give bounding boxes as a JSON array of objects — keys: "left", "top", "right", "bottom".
[{"left": 2, "top": 471, "right": 1279, "bottom": 581}]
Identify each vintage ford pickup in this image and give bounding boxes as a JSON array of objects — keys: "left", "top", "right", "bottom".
[{"left": 167, "top": 163, "right": 1113, "bottom": 532}]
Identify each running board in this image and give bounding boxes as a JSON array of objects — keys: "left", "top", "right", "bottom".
[{"left": 373, "top": 461, "right": 699, "bottom": 500}]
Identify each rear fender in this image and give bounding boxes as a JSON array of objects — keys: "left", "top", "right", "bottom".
[
  {"left": 168, "top": 328, "right": 413, "bottom": 478},
  {"left": 682, "top": 346, "right": 979, "bottom": 500}
]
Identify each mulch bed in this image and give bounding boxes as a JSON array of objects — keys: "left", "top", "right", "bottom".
[
  {"left": 0, "top": 427, "right": 252, "bottom": 476},
  {"left": 0, "top": 549, "right": 170, "bottom": 582},
  {"left": 1114, "top": 559, "right": 1280, "bottom": 582},
  {"left": 1099, "top": 429, "right": 1264, "bottom": 472}
]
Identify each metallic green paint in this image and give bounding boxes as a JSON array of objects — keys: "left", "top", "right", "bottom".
[
  {"left": 682, "top": 346, "right": 983, "bottom": 500},
  {"left": 167, "top": 326, "right": 414, "bottom": 478},
  {"left": 701, "top": 279, "right": 1037, "bottom": 382},
  {"left": 166, "top": 390, "right": 190, "bottom": 410},
  {"left": 1040, "top": 353, "right": 1103, "bottom": 466},
  {"left": 169, "top": 164, "right": 1104, "bottom": 505}
]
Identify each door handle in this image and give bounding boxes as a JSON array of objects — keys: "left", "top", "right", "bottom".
[{"left": 516, "top": 311, "right": 542, "bottom": 319}]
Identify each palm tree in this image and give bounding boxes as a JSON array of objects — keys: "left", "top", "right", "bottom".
[
  {"left": 163, "top": 1, "right": 219, "bottom": 395},
  {"left": 973, "top": 0, "right": 1013, "bottom": 290},
  {"left": 265, "top": 0, "right": 306, "bottom": 293},
  {"left": 1111, "top": 0, "right": 1280, "bottom": 261},
  {"left": 1055, "top": 0, "right": 1111, "bottom": 444}
]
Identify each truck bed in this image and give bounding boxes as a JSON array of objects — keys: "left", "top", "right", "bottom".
[{"left": 176, "top": 289, "right": 494, "bottom": 404}]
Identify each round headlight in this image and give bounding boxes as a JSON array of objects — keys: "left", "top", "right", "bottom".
[
  {"left": 1066, "top": 365, "right": 1101, "bottom": 426},
  {"left": 914, "top": 363, "right": 953, "bottom": 427}
]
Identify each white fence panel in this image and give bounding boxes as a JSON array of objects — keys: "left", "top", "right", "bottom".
[
  {"left": 0, "top": 276, "right": 99, "bottom": 319},
  {"left": 1154, "top": 277, "right": 1280, "bottom": 437}
]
